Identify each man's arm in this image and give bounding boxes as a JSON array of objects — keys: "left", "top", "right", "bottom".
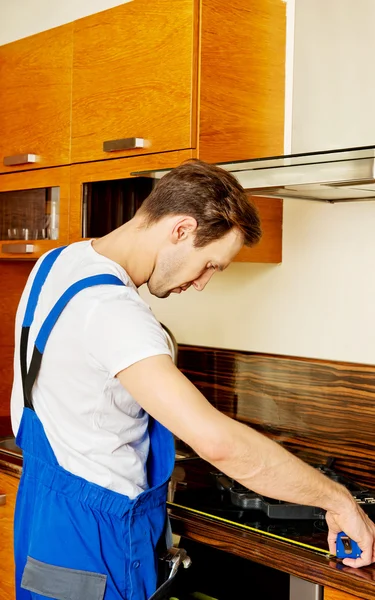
[{"left": 117, "top": 354, "right": 375, "bottom": 568}]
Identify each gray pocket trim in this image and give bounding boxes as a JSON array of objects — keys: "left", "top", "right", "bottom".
[{"left": 21, "top": 556, "right": 107, "bottom": 600}]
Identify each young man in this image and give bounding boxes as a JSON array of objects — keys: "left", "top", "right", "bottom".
[{"left": 11, "top": 160, "right": 375, "bottom": 600}]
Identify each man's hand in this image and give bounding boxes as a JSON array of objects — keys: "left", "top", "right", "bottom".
[{"left": 326, "top": 494, "right": 375, "bottom": 567}]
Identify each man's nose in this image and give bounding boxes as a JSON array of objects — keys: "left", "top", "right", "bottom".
[{"left": 193, "top": 269, "right": 215, "bottom": 291}]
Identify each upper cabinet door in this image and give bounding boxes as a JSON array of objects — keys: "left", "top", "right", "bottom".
[
  {"left": 0, "top": 24, "right": 73, "bottom": 174},
  {"left": 71, "top": 0, "right": 197, "bottom": 164}
]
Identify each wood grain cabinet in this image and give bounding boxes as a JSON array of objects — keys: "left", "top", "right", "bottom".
[
  {"left": 236, "top": 195, "right": 283, "bottom": 263},
  {"left": 0, "top": 24, "right": 73, "bottom": 174},
  {"left": 198, "top": 0, "right": 286, "bottom": 163},
  {"left": 0, "top": 166, "right": 70, "bottom": 260},
  {"left": 71, "top": 0, "right": 286, "bottom": 165},
  {"left": 71, "top": 0, "right": 197, "bottom": 164},
  {"left": 324, "top": 587, "right": 365, "bottom": 600},
  {"left": 0, "top": 0, "right": 285, "bottom": 169},
  {"left": 0, "top": 0, "right": 285, "bottom": 262}
]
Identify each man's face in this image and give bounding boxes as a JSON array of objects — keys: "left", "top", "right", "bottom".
[{"left": 147, "top": 223, "right": 243, "bottom": 299}]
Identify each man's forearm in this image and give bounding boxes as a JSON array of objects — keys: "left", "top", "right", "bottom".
[{"left": 202, "top": 415, "right": 355, "bottom": 514}]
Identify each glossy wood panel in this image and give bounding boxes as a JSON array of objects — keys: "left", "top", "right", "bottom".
[
  {"left": 0, "top": 471, "right": 18, "bottom": 600},
  {"left": 0, "top": 24, "right": 73, "bottom": 174},
  {"left": 178, "top": 345, "right": 375, "bottom": 489},
  {"left": 325, "top": 587, "right": 365, "bottom": 600},
  {"left": 71, "top": 0, "right": 197, "bottom": 163},
  {"left": 234, "top": 196, "right": 283, "bottom": 263},
  {"left": 198, "top": 0, "right": 286, "bottom": 163},
  {"left": 0, "top": 262, "right": 34, "bottom": 420}
]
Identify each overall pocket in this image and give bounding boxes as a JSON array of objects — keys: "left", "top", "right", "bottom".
[{"left": 21, "top": 556, "right": 107, "bottom": 600}]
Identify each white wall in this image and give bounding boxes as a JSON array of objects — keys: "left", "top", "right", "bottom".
[
  {"left": 0, "top": 0, "right": 132, "bottom": 45},
  {"left": 292, "top": 0, "right": 375, "bottom": 153},
  {"left": 2, "top": 0, "right": 375, "bottom": 364}
]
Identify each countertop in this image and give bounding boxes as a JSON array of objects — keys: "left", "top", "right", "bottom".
[
  {"left": 1, "top": 452, "right": 375, "bottom": 599},
  {"left": 167, "top": 458, "right": 375, "bottom": 600}
]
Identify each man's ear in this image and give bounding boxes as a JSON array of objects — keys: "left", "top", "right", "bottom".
[{"left": 171, "top": 216, "right": 198, "bottom": 243}]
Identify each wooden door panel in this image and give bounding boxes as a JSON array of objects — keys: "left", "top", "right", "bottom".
[
  {"left": 324, "top": 587, "right": 365, "bottom": 600},
  {"left": 199, "top": 0, "right": 286, "bottom": 163},
  {"left": 0, "top": 24, "right": 73, "bottom": 174},
  {"left": 71, "top": 0, "right": 197, "bottom": 163}
]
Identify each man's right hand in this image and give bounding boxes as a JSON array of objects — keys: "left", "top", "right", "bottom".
[{"left": 326, "top": 492, "right": 375, "bottom": 567}]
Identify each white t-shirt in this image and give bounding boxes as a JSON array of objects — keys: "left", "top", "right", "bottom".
[{"left": 11, "top": 240, "right": 172, "bottom": 498}]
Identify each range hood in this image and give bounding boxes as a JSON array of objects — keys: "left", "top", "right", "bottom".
[{"left": 132, "top": 145, "right": 375, "bottom": 202}]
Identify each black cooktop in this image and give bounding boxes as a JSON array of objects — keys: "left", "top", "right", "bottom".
[{"left": 168, "top": 458, "right": 375, "bottom": 555}]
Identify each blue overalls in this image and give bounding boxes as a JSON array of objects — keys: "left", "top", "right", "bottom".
[{"left": 14, "top": 246, "right": 176, "bottom": 600}]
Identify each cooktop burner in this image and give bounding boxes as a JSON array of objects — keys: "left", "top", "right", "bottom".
[
  {"left": 168, "top": 457, "right": 375, "bottom": 554},
  {"left": 211, "top": 458, "right": 375, "bottom": 520}
]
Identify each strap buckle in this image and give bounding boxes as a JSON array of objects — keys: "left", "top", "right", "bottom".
[{"left": 160, "top": 547, "right": 192, "bottom": 581}]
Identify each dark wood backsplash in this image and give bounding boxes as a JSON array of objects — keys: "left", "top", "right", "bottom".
[{"left": 178, "top": 345, "right": 375, "bottom": 489}]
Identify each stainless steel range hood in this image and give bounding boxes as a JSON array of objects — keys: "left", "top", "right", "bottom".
[{"left": 132, "top": 146, "right": 375, "bottom": 202}]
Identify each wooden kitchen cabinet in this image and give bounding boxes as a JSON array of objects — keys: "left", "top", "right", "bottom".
[
  {"left": 71, "top": 0, "right": 197, "bottom": 164},
  {"left": 0, "top": 0, "right": 285, "bottom": 263},
  {"left": 0, "top": 0, "right": 285, "bottom": 170},
  {"left": 0, "top": 24, "right": 73, "bottom": 174},
  {"left": 71, "top": 0, "right": 285, "bottom": 165},
  {"left": 0, "top": 471, "right": 18, "bottom": 600},
  {"left": 0, "top": 166, "right": 70, "bottom": 260},
  {"left": 199, "top": 0, "right": 286, "bottom": 164},
  {"left": 324, "top": 587, "right": 365, "bottom": 600}
]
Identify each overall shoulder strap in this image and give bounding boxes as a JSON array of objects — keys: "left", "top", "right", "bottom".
[{"left": 21, "top": 247, "right": 66, "bottom": 404}]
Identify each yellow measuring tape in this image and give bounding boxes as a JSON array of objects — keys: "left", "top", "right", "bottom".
[{"left": 167, "top": 502, "right": 331, "bottom": 556}]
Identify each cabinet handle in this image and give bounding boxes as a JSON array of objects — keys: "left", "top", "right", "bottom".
[
  {"left": 0, "top": 493, "right": 5, "bottom": 506},
  {"left": 3, "top": 154, "right": 40, "bottom": 166},
  {"left": 2, "top": 243, "right": 34, "bottom": 254},
  {"left": 103, "top": 138, "right": 148, "bottom": 152}
]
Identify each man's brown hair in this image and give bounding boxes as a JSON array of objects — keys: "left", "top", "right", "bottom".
[{"left": 138, "top": 159, "right": 262, "bottom": 248}]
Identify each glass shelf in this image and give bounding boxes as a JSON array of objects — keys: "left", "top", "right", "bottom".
[{"left": 0, "top": 186, "right": 60, "bottom": 241}]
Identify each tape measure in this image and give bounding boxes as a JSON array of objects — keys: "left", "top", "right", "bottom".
[{"left": 336, "top": 532, "right": 362, "bottom": 559}]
